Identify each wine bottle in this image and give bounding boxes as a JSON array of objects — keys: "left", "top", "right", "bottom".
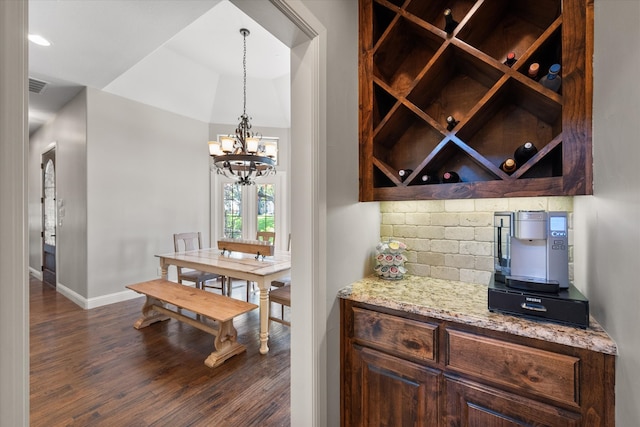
[
  {"left": 500, "top": 158, "right": 517, "bottom": 175},
  {"left": 504, "top": 52, "right": 516, "bottom": 67},
  {"left": 398, "top": 169, "right": 413, "bottom": 182},
  {"left": 540, "top": 63, "right": 561, "bottom": 92},
  {"left": 443, "top": 9, "right": 458, "bottom": 35},
  {"left": 527, "top": 63, "right": 540, "bottom": 80},
  {"left": 419, "top": 174, "right": 440, "bottom": 185},
  {"left": 446, "top": 115, "right": 459, "bottom": 131},
  {"left": 442, "top": 171, "right": 460, "bottom": 183},
  {"left": 513, "top": 142, "right": 538, "bottom": 166}
]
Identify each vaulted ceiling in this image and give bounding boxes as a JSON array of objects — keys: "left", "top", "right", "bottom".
[{"left": 28, "top": 0, "right": 291, "bottom": 135}]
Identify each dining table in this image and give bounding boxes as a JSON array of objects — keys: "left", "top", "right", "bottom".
[{"left": 156, "top": 246, "right": 291, "bottom": 355}]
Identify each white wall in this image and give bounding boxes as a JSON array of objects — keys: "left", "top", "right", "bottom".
[
  {"left": 86, "top": 88, "right": 211, "bottom": 301},
  {"left": 29, "top": 90, "right": 88, "bottom": 296},
  {"left": 0, "top": 1, "right": 29, "bottom": 425},
  {"left": 573, "top": 1, "right": 640, "bottom": 425}
]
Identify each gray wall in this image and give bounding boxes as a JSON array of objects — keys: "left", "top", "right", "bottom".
[
  {"left": 573, "top": 1, "right": 640, "bottom": 425},
  {"left": 29, "top": 88, "right": 212, "bottom": 305},
  {"left": 29, "top": 89, "right": 88, "bottom": 297},
  {"left": 85, "top": 88, "right": 211, "bottom": 300}
]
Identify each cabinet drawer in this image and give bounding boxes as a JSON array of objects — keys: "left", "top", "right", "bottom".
[
  {"left": 446, "top": 329, "right": 580, "bottom": 407},
  {"left": 352, "top": 307, "right": 437, "bottom": 362}
]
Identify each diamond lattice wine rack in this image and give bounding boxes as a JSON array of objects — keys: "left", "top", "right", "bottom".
[{"left": 359, "top": 0, "right": 593, "bottom": 201}]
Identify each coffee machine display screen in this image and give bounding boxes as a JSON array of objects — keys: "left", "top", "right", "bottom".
[{"left": 550, "top": 216, "right": 566, "bottom": 232}]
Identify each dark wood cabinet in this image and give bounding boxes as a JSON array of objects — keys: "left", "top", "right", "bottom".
[
  {"left": 358, "top": 0, "right": 593, "bottom": 201},
  {"left": 341, "top": 299, "right": 615, "bottom": 426}
]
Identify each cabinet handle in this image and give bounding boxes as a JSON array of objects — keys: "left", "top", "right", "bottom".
[{"left": 520, "top": 302, "right": 548, "bottom": 312}]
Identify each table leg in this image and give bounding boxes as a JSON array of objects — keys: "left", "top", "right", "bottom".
[
  {"left": 133, "top": 296, "right": 170, "bottom": 329},
  {"left": 204, "top": 319, "right": 246, "bottom": 368},
  {"left": 160, "top": 259, "right": 169, "bottom": 280},
  {"left": 258, "top": 279, "right": 270, "bottom": 354}
]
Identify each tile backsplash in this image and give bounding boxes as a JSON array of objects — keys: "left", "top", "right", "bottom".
[{"left": 380, "top": 197, "right": 574, "bottom": 285}]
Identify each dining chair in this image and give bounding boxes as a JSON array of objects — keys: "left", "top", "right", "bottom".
[
  {"left": 270, "top": 233, "right": 291, "bottom": 288},
  {"left": 269, "top": 284, "right": 290, "bottom": 326},
  {"left": 227, "top": 231, "right": 276, "bottom": 301},
  {"left": 173, "top": 232, "right": 226, "bottom": 294},
  {"left": 269, "top": 233, "right": 291, "bottom": 325}
]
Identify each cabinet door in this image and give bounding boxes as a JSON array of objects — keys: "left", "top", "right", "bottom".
[
  {"left": 444, "top": 376, "right": 581, "bottom": 427},
  {"left": 349, "top": 345, "right": 440, "bottom": 427}
]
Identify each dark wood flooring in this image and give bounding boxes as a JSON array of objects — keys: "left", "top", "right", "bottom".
[{"left": 30, "top": 276, "right": 290, "bottom": 426}]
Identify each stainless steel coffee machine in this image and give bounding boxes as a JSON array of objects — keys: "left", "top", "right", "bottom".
[
  {"left": 490, "top": 210, "right": 589, "bottom": 328},
  {"left": 493, "top": 210, "right": 568, "bottom": 293}
]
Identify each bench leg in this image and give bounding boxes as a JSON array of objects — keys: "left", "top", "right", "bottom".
[
  {"left": 133, "top": 296, "right": 171, "bottom": 329},
  {"left": 204, "top": 319, "right": 246, "bottom": 368}
]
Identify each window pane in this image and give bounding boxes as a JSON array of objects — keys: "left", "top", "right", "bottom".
[
  {"left": 223, "top": 183, "right": 242, "bottom": 238},
  {"left": 257, "top": 184, "right": 275, "bottom": 233}
]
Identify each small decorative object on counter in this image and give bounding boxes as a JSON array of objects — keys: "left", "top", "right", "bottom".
[{"left": 374, "top": 240, "right": 407, "bottom": 280}]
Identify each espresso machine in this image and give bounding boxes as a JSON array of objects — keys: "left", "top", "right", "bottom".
[{"left": 489, "top": 211, "right": 589, "bottom": 328}]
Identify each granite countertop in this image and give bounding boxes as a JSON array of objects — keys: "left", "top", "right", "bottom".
[{"left": 338, "top": 275, "right": 617, "bottom": 355}]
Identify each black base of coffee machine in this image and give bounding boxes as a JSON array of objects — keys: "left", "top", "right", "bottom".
[{"left": 488, "top": 280, "right": 590, "bottom": 329}]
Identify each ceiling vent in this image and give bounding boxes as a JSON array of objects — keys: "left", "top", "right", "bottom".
[{"left": 29, "top": 77, "right": 48, "bottom": 94}]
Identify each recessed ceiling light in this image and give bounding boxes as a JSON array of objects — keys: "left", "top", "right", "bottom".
[{"left": 28, "top": 34, "right": 51, "bottom": 47}]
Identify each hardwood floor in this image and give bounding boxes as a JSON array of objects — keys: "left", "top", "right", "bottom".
[{"left": 30, "top": 276, "right": 290, "bottom": 426}]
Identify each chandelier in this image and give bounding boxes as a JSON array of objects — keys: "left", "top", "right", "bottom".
[{"left": 208, "top": 28, "right": 276, "bottom": 185}]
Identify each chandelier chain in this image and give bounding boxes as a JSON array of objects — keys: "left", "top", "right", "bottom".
[{"left": 243, "top": 30, "right": 247, "bottom": 118}]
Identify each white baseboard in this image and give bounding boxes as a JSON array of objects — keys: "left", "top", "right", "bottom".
[
  {"left": 29, "top": 266, "right": 42, "bottom": 280},
  {"left": 56, "top": 283, "right": 142, "bottom": 310}
]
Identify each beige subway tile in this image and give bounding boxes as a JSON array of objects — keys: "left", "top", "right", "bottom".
[
  {"left": 460, "top": 241, "right": 492, "bottom": 256},
  {"left": 474, "top": 227, "right": 494, "bottom": 242},
  {"left": 444, "top": 227, "right": 475, "bottom": 241},
  {"left": 380, "top": 202, "right": 394, "bottom": 213},
  {"left": 460, "top": 269, "right": 492, "bottom": 285},
  {"left": 474, "top": 198, "right": 509, "bottom": 212},
  {"left": 405, "top": 251, "right": 418, "bottom": 263},
  {"left": 445, "top": 254, "right": 475, "bottom": 269},
  {"left": 406, "top": 263, "right": 430, "bottom": 277},
  {"left": 431, "top": 212, "right": 459, "bottom": 226},
  {"left": 431, "top": 240, "right": 459, "bottom": 254},
  {"left": 474, "top": 256, "right": 494, "bottom": 272},
  {"left": 406, "top": 212, "right": 431, "bottom": 225},
  {"left": 404, "top": 238, "right": 430, "bottom": 252},
  {"left": 393, "top": 225, "right": 418, "bottom": 238},
  {"left": 547, "top": 196, "right": 574, "bottom": 212},
  {"left": 417, "top": 252, "right": 445, "bottom": 266},
  {"left": 459, "top": 212, "right": 493, "bottom": 227},
  {"left": 507, "top": 197, "right": 548, "bottom": 211},
  {"left": 416, "top": 200, "right": 445, "bottom": 212},
  {"left": 431, "top": 266, "right": 460, "bottom": 281},
  {"left": 417, "top": 225, "right": 445, "bottom": 239},
  {"left": 379, "top": 224, "right": 393, "bottom": 239},
  {"left": 445, "top": 199, "right": 475, "bottom": 212},
  {"left": 391, "top": 201, "right": 418, "bottom": 213},
  {"left": 382, "top": 212, "right": 405, "bottom": 225}
]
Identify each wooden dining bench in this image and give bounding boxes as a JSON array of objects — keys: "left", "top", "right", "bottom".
[{"left": 126, "top": 279, "right": 257, "bottom": 368}]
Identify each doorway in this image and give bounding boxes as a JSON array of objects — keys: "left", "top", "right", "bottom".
[{"left": 42, "top": 146, "right": 56, "bottom": 287}]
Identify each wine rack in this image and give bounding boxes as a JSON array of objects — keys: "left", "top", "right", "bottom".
[{"left": 359, "top": 0, "right": 593, "bottom": 201}]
